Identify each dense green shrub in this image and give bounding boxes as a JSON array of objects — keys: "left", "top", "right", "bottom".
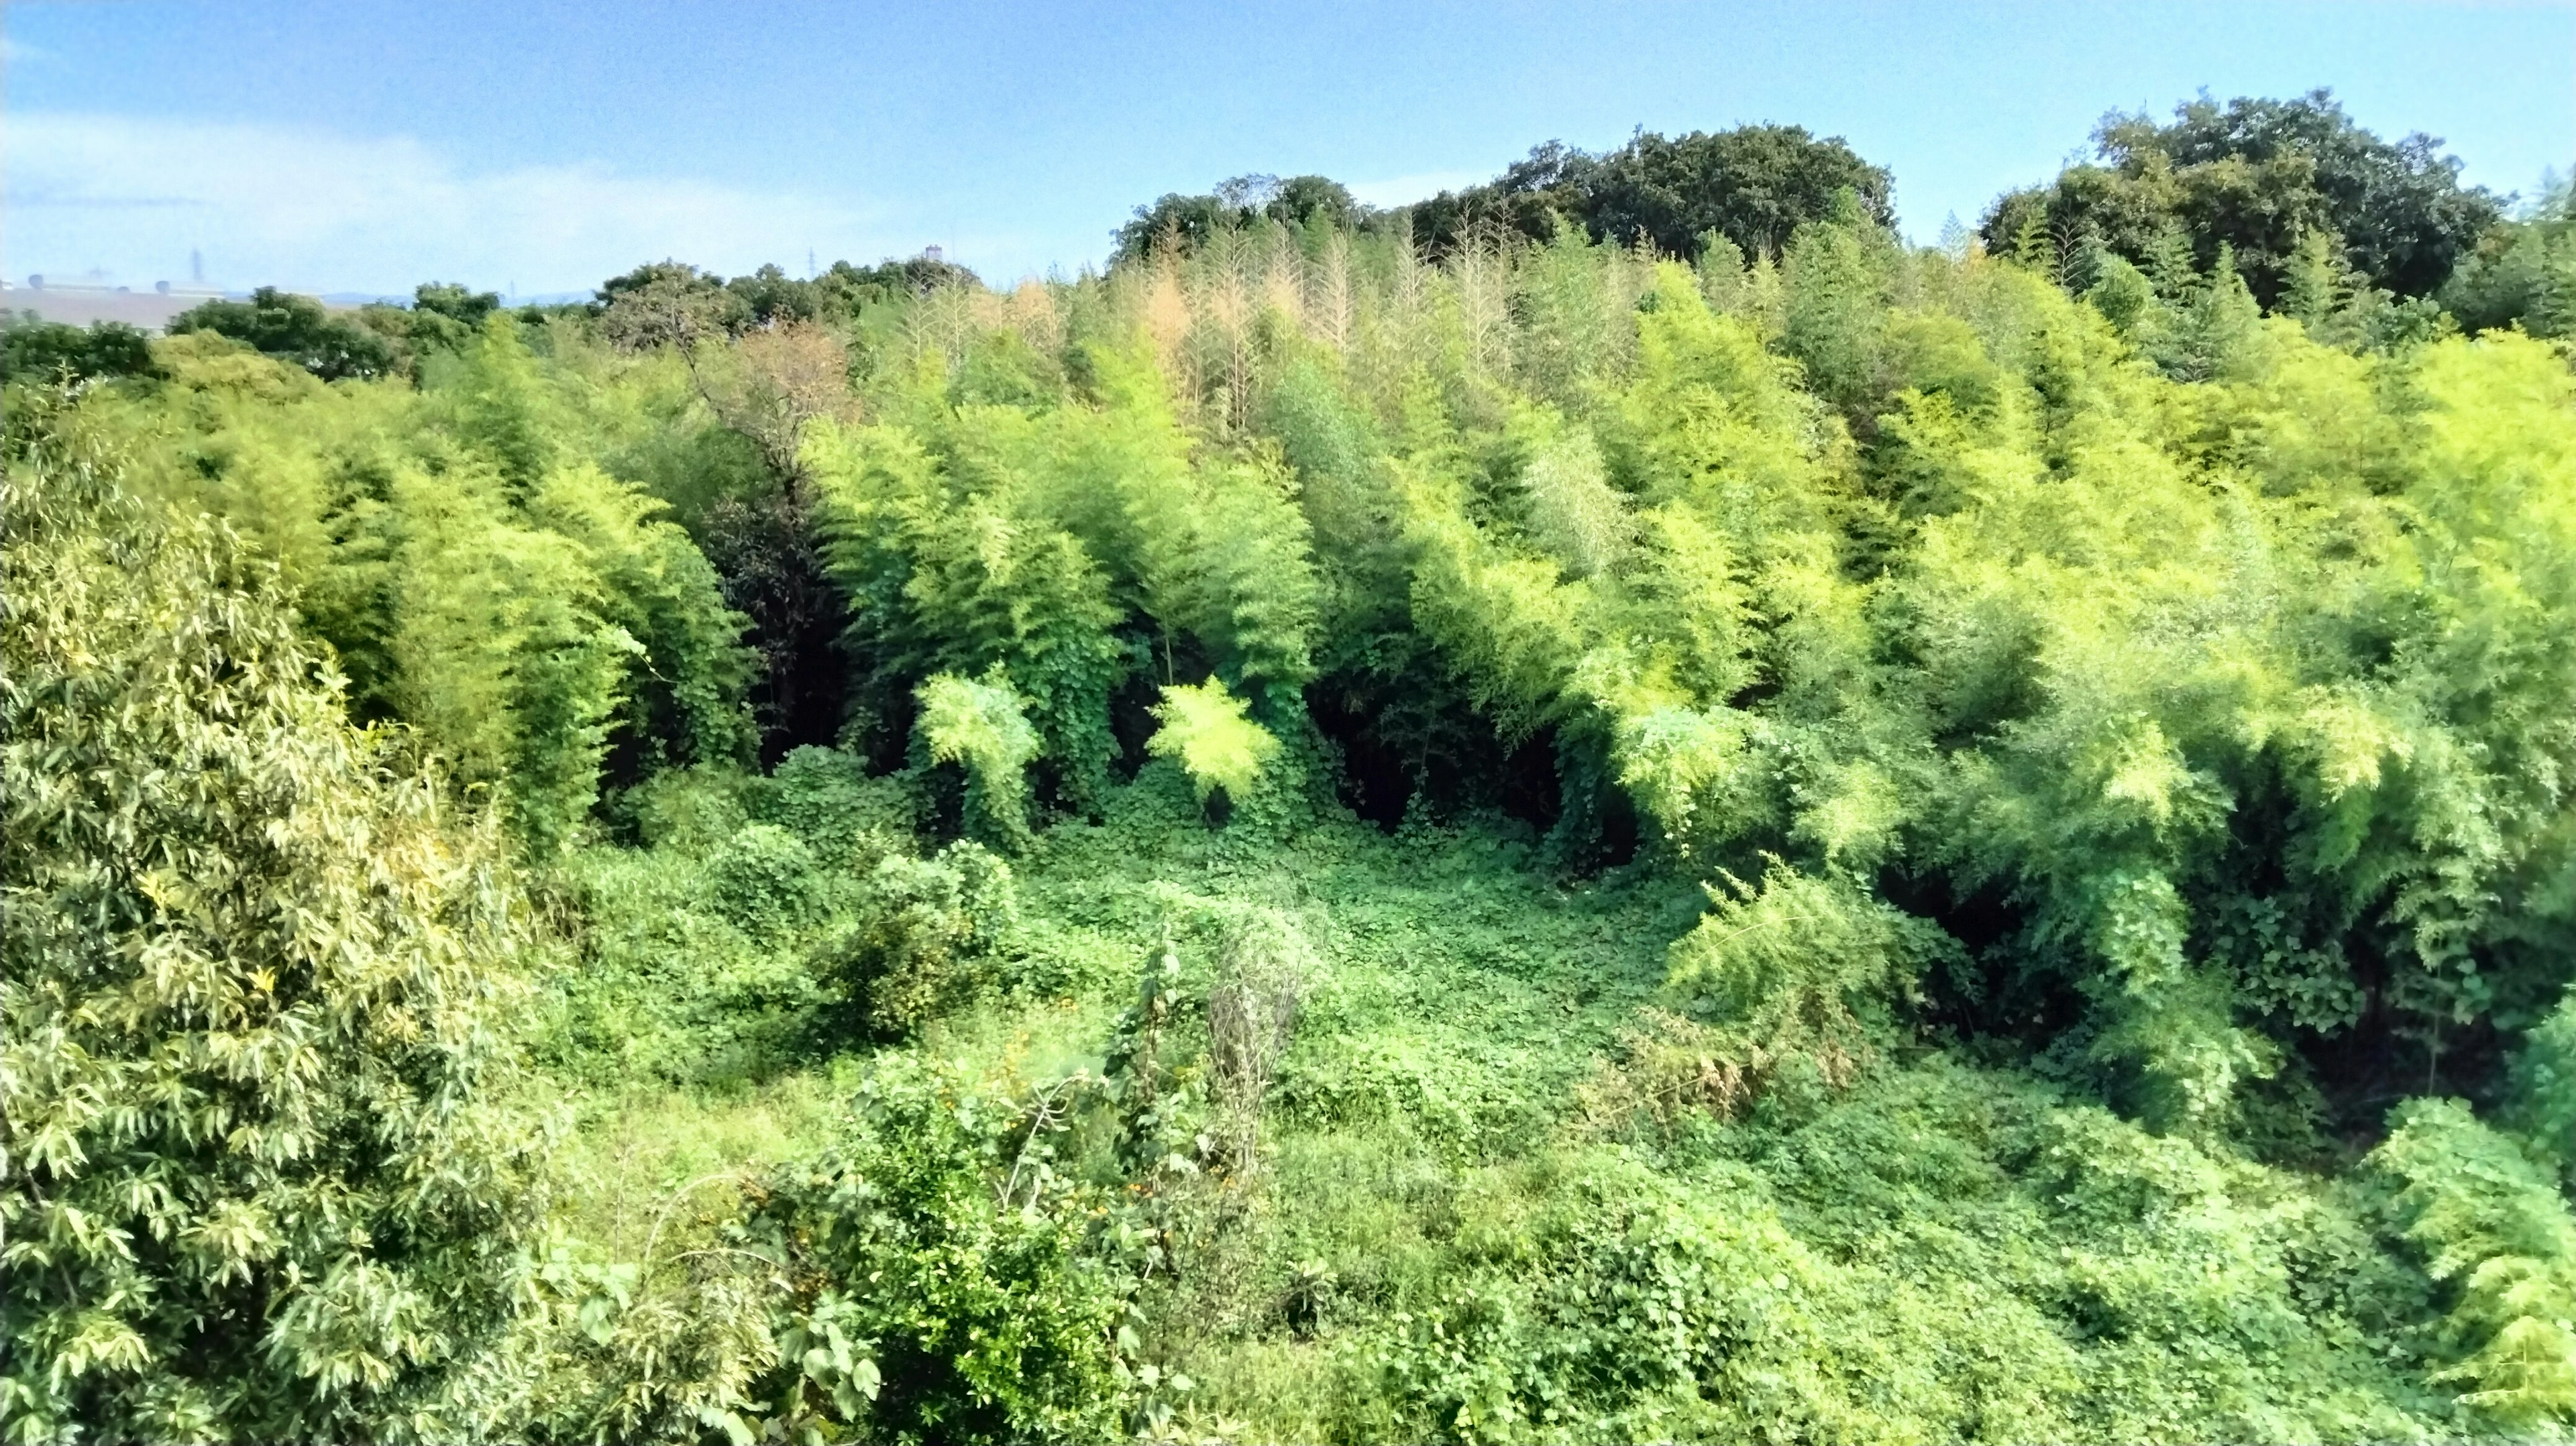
[
  {"left": 1, "top": 440, "right": 547, "bottom": 1442},
  {"left": 62, "top": 319, "right": 755, "bottom": 856},
  {"left": 704, "top": 823, "right": 824, "bottom": 938},
  {"left": 758, "top": 744, "right": 914, "bottom": 865},
  {"left": 2508, "top": 988, "right": 2576, "bottom": 1190},
  {"left": 170, "top": 285, "right": 401, "bottom": 380},
  {"left": 610, "top": 762, "right": 759, "bottom": 852},
  {"left": 1652, "top": 862, "right": 1956, "bottom": 1111},
  {"left": 814, "top": 842, "right": 1019, "bottom": 1036},
  {"left": 1146, "top": 677, "right": 1283, "bottom": 805},
  {"left": 1362, "top": 1083, "right": 2452, "bottom": 1443},
  {"left": 1363, "top": 1154, "right": 1917, "bottom": 1443},
  {"left": 743, "top": 1059, "right": 1132, "bottom": 1443},
  {"left": 0, "top": 312, "right": 158, "bottom": 384},
  {"left": 914, "top": 671, "right": 1040, "bottom": 848}
]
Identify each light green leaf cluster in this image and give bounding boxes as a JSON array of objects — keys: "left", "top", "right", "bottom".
[
  {"left": 1146, "top": 677, "right": 1283, "bottom": 803},
  {"left": 1665, "top": 861, "right": 1949, "bottom": 1046},
  {"left": 914, "top": 669, "right": 1040, "bottom": 848},
  {"left": 808, "top": 412, "right": 1128, "bottom": 803},
  {"left": 808, "top": 337, "right": 1320, "bottom": 808},
  {"left": 384, "top": 461, "right": 643, "bottom": 854}
]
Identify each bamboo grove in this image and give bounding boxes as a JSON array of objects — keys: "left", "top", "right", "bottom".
[{"left": 7, "top": 97, "right": 2576, "bottom": 1443}]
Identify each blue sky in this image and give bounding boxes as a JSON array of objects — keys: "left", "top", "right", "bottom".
[{"left": 7, "top": 0, "right": 2571, "bottom": 296}]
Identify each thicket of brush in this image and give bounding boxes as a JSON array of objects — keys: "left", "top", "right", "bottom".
[{"left": 8, "top": 95, "right": 2576, "bottom": 1443}]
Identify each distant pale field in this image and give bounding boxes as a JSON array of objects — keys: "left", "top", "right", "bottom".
[
  {"left": 3, "top": 286, "right": 215, "bottom": 330},
  {"left": 0, "top": 285, "right": 379, "bottom": 330}
]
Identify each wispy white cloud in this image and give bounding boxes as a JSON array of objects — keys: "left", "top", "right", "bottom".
[
  {"left": 1348, "top": 169, "right": 1490, "bottom": 209},
  {"left": 3, "top": 112, "right": 930, "bottom": 296}
]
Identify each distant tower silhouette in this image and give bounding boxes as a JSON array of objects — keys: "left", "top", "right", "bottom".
[
  {"left": 191, "top": 248, "right": 205, "bottom": 284},
  {"left": 924, "top": 244, "right": 944, "bottom": 264}
]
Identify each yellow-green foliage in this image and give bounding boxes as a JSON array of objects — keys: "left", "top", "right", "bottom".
[
  {"left": 1664, "top": 862, "right": 1944, "bottom": 1047},
  {"left": 807, "top": 337, "right": 1320, "bottom": 802},
  {"left": 385, "top": 460, "right": 643, "bottom": 854},
  {"left": 62, "top": 325, "right": 753, "bottom": 854},
  {"left": 793, "top": 211, "right": 2575, "bottom": 1162},
  {"left": 1, "top": 440, "right": 547, "bottom": 1442},
  {"left": 2373, "top": 1099, "right": 2576, "bottom": 1429},
  {"left": 14, "top": 163, "right": 2576, "bottom": 1443},
  {"left": 808, "top": 411, "right": 1131, "bottom": 801},
  {"left": 1146, "top": 677, "right": 1283, "bottom": 802},
  {"left": 914, "top": 669, "right": 1040, "bottom": 847}
]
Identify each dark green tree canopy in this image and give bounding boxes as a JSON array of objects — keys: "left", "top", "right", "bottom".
[
  {"left": 415, "top": 280, "right": 502, "bottom": 328},
  {"left": 370, "top": 282, "right": 508, "bottom": 357},
  {"left": 167, "top": 285, "right": 399, "bottom": 381},
  {"left": 1405, "top": 125, "right": 1894, "bottom": 260},
  {"left": 0, "top": 311, "right": 158, "bottom": 384},
  {"left": 595, "top": 259, "right": 743, "bottom": 332},
  {"left": 1113, "top": 173, "right": 1368, "bottom": 260},
  {"left": 2443, "top": 172, "right": 2576, "bottom": 337},
  {"left": 727, "top": 263, "right": 824, "bottom": 327},
  {"left": 595, "top": 256, "right": 982, "bottom": 339},
  {"left": 816, "top": 254, "right": 980, "bottom": 309},
  {"left": 1983, "top": 89, "right": 2501, "bottom": 304}
]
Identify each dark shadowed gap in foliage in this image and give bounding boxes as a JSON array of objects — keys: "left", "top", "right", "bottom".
[
  {"left": 2306, "top": 947, "right": 2514, "bottom": 1139},
  {"left": 596, "top": 719, "right": 653, "bottom": 801},
  {"left": 1877, "top": 869, "right": 2063, "bottom": 1043},
  {"left": 1303, "top": 675, "right": 1415, "bottom": 829},
  {"left": 913, "top": 759, "right": 967, "bottom": 844},
  {"left": 847, "top": 679, "right": 918, "bottom": 777},
  {"left": 698, "top": 490, "right": 850, "bottom": 763},
  {"left": 1107, "top": 668, "right": 1165, "bottom": 784},
  {"left": 1028, "top": 759, "right": 1085, "bottom": 822},
  {"left": 1884, "top": 859, "right": 2527, "bottom": 1135},
  {"left": 1497, "top": 730, "right": 1561, "bottom": 834},
  {"left": 2211, "top": 755, "right": 2521, "bottom": 1129},
  {"left": 1301, "top": 671, "right": 1637, "bottom": 871}
]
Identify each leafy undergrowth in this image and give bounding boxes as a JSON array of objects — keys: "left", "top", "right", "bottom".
[{"left": 531, "top": 761, "right": 2526, "bottom": 1443}]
